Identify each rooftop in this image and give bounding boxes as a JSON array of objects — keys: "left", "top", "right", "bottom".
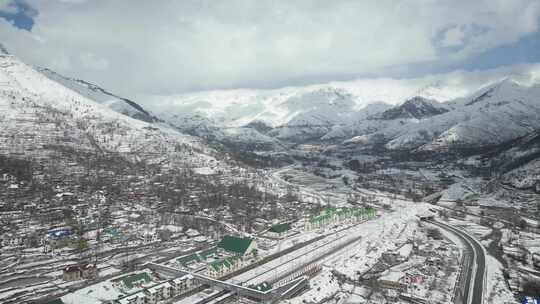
[
  {"left": 199, "top": 246, "right": 218, "bottom": 260},
  {"left": 269, "top": 223, "right": 290, "bottom": 233},
  {"left": 218, "top": 235, "right": 253, "bottom": 255},
  {"left": 249, "top": 281, "right": 273, "bottom": 292},
  {"left": 113, "top": 272, "right": 152, "bottom": 289},
  {"left": 210, "top": 255, "right": 242, "bottom": 271},
  {"left": 177, "top": 253, "right": 201, "bottom": 267}
]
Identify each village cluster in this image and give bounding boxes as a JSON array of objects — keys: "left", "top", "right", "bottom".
[{"left": 4, "top": 204, "right": 382, "bottom": 304}]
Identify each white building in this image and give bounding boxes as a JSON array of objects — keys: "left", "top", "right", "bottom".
[
  {"left": 171, "top": 274, "right": 194, "bottom": 295},
  {"left": 118, "top": 291, "right": 146, "bottom": 304}
]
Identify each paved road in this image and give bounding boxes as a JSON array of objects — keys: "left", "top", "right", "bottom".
[{"left": 427, "top": 220, "right": 485, "bottom": 304}]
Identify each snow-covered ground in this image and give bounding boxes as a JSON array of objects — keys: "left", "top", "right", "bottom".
[
  {"left": 485, "top": 256, "right": 515, "bottom": 303},
  {"left": 61, "top": 269, "right": 157, "bottom": 304},
  {"left": 281, "top": 201, "right": 433, "bottom": 304}
]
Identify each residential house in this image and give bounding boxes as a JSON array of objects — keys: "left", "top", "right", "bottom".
[
  {"left": 81, "top": 263, "right": 98, "bottom": 279},
  {"left": 207, "top": 255, "right": 242, "bottom": 278},
  {"left": 117, "top": 291, "right": 146, "bottom": 304},
  {"left": 145, "top": 281, "right": 172, "bottom": 303},
  {"left": 62, "top": 262, "right": 98, "bottom": 281},
  {"left": 377, "top": 271, "right": 407, "bottom": 291},
  {"left": 171, "top": 274, "right": 194, "bottom": 295},
  {"left": 62, "top": 265, "right": 82, "bottom": 281},
  {"left": 1, "top": 232, "right": 24, "bottom": 247},
  {"left": 47, "top": 227, "right": 73, "bottom": 247}
]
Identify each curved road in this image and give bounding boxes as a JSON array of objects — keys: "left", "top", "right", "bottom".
[{"left": 427, "top": 220, "right": 485, "bottom": 304}]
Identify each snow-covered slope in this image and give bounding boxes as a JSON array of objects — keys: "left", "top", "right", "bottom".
[
  {"left": 266, "top": 88, "right": 379, "bottom": 141},
  {"left": 319, "top": 102, "right": 392, "bottom": 141},
  {"left": 484, "top": 131, "right": 540, "bottom": 190},
  {"left": 333, "top": 96, "right": 449, "bottom": 144},
  {"left": 148, "top": 87, "right": 371, "bottom": 129},
  {"left": 375, "top": 96, "right": 449, "bottom": 120},
  {"left": 37, "top": 67, "right": 158, "bottom": 123},
  {"left": 125, "top": 58, "right": 540, "bottom": 151},
  {"left": 341, "top": 78, "right": 540, "bottom": 151},
  {"left": 504, "top": 158, "right": 540, "bottom": 190},
  {"left": 141, "top": 68, "right": 515, "bottom": 146},
  {"left": 153, "top": 86, "right": 394, "bottom": 144},
  {"left": 140, "top": 77, "right": 474, "bottom": 143},
  {"left": 0, "top": 51, "right": 215, "bottom": 169},
  {"left": 412, "top": 79, "right": 540, "bottom": 151}
]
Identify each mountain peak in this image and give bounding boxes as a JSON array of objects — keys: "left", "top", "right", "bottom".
[
  {"left": 465, "top": 77, "right": 523, "bottom": 106},
  {"left": 496, "top": 77, "right": 521, "bottom": 88},
  {"left": 374, "top": 96, "right": 448, "bottom": 120}
]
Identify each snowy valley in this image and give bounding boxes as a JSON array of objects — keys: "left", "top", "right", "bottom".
[{"left": 0, "top": 49, "right": 539, "bottom": 304}]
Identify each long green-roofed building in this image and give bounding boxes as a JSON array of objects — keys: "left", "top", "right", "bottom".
[{"left": 305, "top": 207, "right": 376, "bottom": 230}]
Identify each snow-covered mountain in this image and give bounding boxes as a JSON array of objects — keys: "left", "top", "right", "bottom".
[
  {"left": 152, "top": 86, "right": 395, "bottom": 145},
  {"left": 142, "top": 78, "right": 473, "bottom": 146},
  {"left": 37, "top": 67, "right": 158, "bottom": 123},
  {"left": 395, "top": 79, "right": 540, "bottom": 151},
  {"left": 264, "top": 88, "right": 379, "bottom": 141},
  {"left": 141, "top": 65, "right": 540, "bottom": 147},
  {"left": 374, "top": 96, "right": 449, "bottom": 120},
  {"left": 0, "top": 50, "right": 216, "bottom": 172},
  {"left": 341, "top": 78, "right": 540, "bottom": 152},
  {"left": 137, "top": 70, "right": 540, "bottom": 153}
]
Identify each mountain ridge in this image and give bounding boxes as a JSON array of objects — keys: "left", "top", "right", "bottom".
[
  {"left": 37, "top": 67, "right": 159, "bottom": 123},
  {"left": 0, "top": 51, "right": 219, "bottom": 177}
]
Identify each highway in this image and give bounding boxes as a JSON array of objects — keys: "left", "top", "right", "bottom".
[{"left": 426, "top": 220, "right": 486, "bottom": 304}]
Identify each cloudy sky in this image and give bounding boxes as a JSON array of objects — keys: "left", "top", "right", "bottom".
[{"left": 1, "top": 0, "right": 540, "bottom": 98}]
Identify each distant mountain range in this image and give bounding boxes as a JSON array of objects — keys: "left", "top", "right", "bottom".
[{"left": 131, "top": 73, "right": 540, "bottom": 155}]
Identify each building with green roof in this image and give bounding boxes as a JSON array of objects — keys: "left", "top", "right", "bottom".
[
  {"left": 113, "top": 272, "right": 152, "bottom": 289},
  {"left": 207, "top": 255, "right": 242, "bottom": 278},
  {"left": 249, "top": 281, "right": 273, "bottom": 292},
  {"left": 305, "top": 207, "right": 376, "bottom": 230},
  {"left": 217, "top": 235, "right": 257, "bottom": 256},
  {"left": 269, "top": 223, "right": 290, "bottom": 234},
  {"left": 177, "top": 253, "right": 201, "bottom": 267},
  {"left": 199, "top": 246, "right": 218, "bottom": 260}
]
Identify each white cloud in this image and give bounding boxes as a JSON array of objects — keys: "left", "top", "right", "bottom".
[
  {"left": 440, "top": 26, "right": 466, "bottom": 47},
  {"left": 0, "top": 0, "right": 17, "bottom": 13},
  {"left": 0, "top": 0, "right": 539, "bottom": 97},
  {"left": 79, "top": 52, "right": 109, "bottom": 70}
]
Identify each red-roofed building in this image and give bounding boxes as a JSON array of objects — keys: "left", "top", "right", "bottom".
[{"left": 62, "top": 263, "right": 98, "bottom": 281}]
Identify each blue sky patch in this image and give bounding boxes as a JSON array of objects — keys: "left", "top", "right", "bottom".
[{"left": 0, "top": 0, "right": 37, "bottom": 31}]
